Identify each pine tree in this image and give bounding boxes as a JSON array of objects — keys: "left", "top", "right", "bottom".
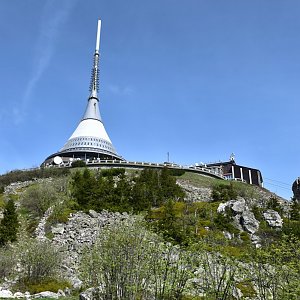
[{"left": 0, "top": 198, "right": 19, "bottom": 246}]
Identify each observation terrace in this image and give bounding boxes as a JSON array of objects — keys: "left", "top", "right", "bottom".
[{"left": 47, "top": 159, "right": 225, "bottom": 180}]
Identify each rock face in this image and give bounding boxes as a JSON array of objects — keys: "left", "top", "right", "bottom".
[
  {"left": 292, "top": 177, "right": 300, "bottom": 201},
  {"left": 217, "top": 198, "right": 247, "bottom": 214},
  {"left": 48, "top": 210, "right": 131, "bottom": 288},
  {"left": 4, "top": 178, "right": 52, "bottom": 195},
  {"left": 217, "top": 198, "right": 260, "bottom": 239},
  {"left": 263, "top": 210, "right": 283, "bottom": 228},
  {"left": 240, "top": 211, "right": 260, "bottom": 234},
  {"left": 177, "top": 180, "right": 212, "bottom": 202}
]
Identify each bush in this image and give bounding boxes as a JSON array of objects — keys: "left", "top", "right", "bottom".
[
  {"left": 100, "top": 168, "right": 125, "bottom": 177},
  {"left": 266, "top": 196, "right": 283, "bottom": 214},
  {"left": 240, "top": 231, "right": 250, "bottom": 243},
  {"left": 211, "top": 183, "right": 237, "bottom": 202},
  {"left": 80, "top": 217, "right": 192, "bottom": 300},
  {"left": 0, "top": 247, "right": 15, "bottom": 280},
  {"left": 21, "top": 183, "right": 60, "bottom": 217},
  {"left": 17, "top": 239, "right": 62, "bottom": 285},
  {"left": 15, "top": 279, "right": 70, "bottom": 294},
  {"left": 71, "top": 160, "right": 86, "bottom": 168},
  {"left": 168, "top": 168, "right": 185, "bottom": 177},
  {"left": 252, "top": 205, "right": 263, "bottom": 221}
]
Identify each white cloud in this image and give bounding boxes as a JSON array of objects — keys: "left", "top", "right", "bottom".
[
  {"left": 108, "top": 84, "right": 134, "bottom": 96},
  {"left": 17, "top": 0, "right": 76, "bottom": 123}
]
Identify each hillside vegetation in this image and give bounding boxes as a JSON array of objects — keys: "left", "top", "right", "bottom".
[{"left": 0, "top": 166, "right": 299, "bottom": 299}]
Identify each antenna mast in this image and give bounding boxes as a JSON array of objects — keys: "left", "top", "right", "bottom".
[{"left": 89, "top": 20, "right": 101, "bottom": 98}]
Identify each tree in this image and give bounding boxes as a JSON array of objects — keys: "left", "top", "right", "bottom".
[
  {"left": 0, "top": 198, "right": 19, "bottom": 246},
  {"left": 290, "top": 198, "right": 300, "bottom": 221}
]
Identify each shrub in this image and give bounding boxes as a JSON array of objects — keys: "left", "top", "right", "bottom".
[
  {"left": 71, "top": 160, "right": 86, "bottom": 168},
  {"left": 236, "top": 281, "right": 256, "bottom": 297},
  {"left": 0, "top": 247, "right": 15, "bottom": 280},
  {"left": 100, "top": 168, "right": 125, "bottom": 177},
  {"left": 252, "top": 205, "right": 263, "bottom": 221},
  {"left": 266, "top": 196, "right": 283, "bottom": 214},
  {"left": 240, "top": 231, "right": 250, "bottom": 243},
  {"left": 211, "top": 183, "right": 237, "bottom": 202},
  {"left": 15, "top": 279, "right": 70, "bottom": 294},
  {"left": 168, "top": 168, "right": 185, "bottom": 177},
  {"left": 21, "top": 183, "right": 60, "bottom": 217},
  {"left": 80, "top": 217, "right": 192, "bottom": 300},
  {"left": 17, "top": 239, "right": 62, "bottom": 285}
]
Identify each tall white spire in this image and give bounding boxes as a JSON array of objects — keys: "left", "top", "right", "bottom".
[
  {"left": 95, "top": 20, "right": 101, "bottom": 53},
  {"left": 82, "top": 20, "right": 102, "bottom": 120},
  {"left": 43, "top": 20, "right": 123, "bottom": 164}
]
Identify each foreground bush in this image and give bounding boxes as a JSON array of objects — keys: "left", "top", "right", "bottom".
[
  {"left": 17, "top": 239, "right": 62, "bottom": 285},
  {"left": 80, "top": 217, "right": 192, "bottom": 300},
  {"left": 0, "top": 246, "right": 15, "bottom": 280}
]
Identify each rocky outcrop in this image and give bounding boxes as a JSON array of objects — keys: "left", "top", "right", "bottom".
[
  {"left": 217, "top": 198, "right": 260, "bottom": 245},
  {"left": 0, "top": 289, "right": 67, "bottom": 299},
  {"left": 217, "top": 198, "right": 247, "bottom": 214},
  {"left": 0, "top": 289, "right": 14, "bottom": 298},
  {"left": 292, "top": 177, "right": 300, "bottom": 201},
  {"left": 177, "top": 180, "right": 212, "bottom": 202},
  {"left": 263, "top": 210, "right": 283, "bottom": 228},
  {"left": 4, "top": 179, "right": 52, "bottom": 195},
  {"left": 240, "top": 211, "right": 259, "bottom": 234},
  {"left": 49, "top": 210, "right": 131, "bottom": 288}
]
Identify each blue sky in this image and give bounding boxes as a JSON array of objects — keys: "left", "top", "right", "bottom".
[{"left": 0, "top": 0, "right": 299, "bottom": 199}]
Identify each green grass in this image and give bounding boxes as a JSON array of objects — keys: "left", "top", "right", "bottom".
[
  {"left": 13, "top": 278, "right": 71, "bottom": 294},
  {"left": 178, "top": 172, "right": 270, "bottom": 201},
  {"left": 177, "top": 172, "right": 222, "bottom": 188},
  {"left": 0, "top": 194, "right": 5, "bottom": 208}
]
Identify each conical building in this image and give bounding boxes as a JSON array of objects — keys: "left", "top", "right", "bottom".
[{"left": 43, "top": 20, "right": 123, "bottom": 165}]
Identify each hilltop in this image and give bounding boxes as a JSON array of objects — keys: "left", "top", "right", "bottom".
[{"left": 0, "top": 167, "right": 299, "bottom": 300}]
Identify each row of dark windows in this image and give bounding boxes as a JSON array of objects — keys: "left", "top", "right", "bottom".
[{"left": 73, "top": 137, "right": 110, "bottom": 146}]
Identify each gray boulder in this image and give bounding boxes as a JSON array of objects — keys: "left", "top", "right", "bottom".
[
  {"left": 0, "top": 290, "right": 13, "bottom": 298},
  {"left": 263, "top": 210, "right": 283, "bottom": 228},
  {"left": 217, "top": 198, "right": 247, "bottom": 215},
  {"left": 231, "top": 198, "right": 247, "bottom": 214},
  {"left": 33, "top": 291, "right": 58, "bottom": 299},
  {"left": 240, "top": 211, "right": 259, "bottom": 234},
  {"left": 88, "top": 210, "right": 99, "bottom": 218},
  {"left": 51, "top": 224, "right": 65, "bottom": 235},
  {"left": 80, "top": 288, "right": 100, "bottom": 300},
  {"left": 13, "top": 292, "right": 25, "bottom": 298}
]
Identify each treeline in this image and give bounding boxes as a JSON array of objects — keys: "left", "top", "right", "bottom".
[
  {"left": 71, "top": 168, "right": 185, "bottom": 213},
  {"left": 0, "top": 168, "right": 70, "bottom": 191}
]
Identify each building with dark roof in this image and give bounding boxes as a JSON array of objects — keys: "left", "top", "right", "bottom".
[{"left": 206, "top": 155, "right": 263, "bottom": 186}]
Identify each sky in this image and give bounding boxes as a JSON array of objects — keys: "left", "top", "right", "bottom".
[{"left": 0, "top": 0, "right": 299, "bottom": 199}]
